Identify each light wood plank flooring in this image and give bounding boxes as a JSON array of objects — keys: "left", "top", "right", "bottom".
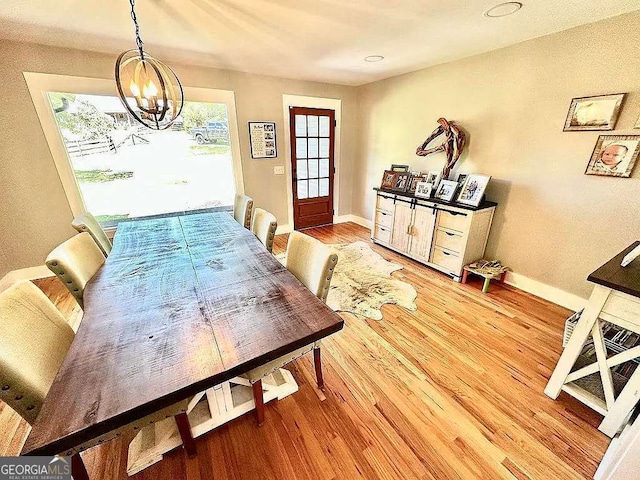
[{"left": 0, "top": 222, "right": 609, "bottom": 479}]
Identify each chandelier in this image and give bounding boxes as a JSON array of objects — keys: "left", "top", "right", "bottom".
[{"left": 115, "top": 0, "right": 184, "bottom": 130}]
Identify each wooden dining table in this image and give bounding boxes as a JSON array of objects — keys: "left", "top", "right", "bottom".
[{"left": 22, "top": 212, "right": 344, "bottom": 473}]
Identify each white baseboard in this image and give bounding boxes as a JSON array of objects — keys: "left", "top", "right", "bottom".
[
  {"left": 0, "top": 265, "right": 54, "bottom": 293},
  {"left": 504, "top": 271, "right": 587, "bottom": 312},
  {"left": 335, "top": 215, "right": 372, "bottom": 229}
]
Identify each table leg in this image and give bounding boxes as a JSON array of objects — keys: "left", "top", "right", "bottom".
[
  {"left": 599, "top": 366, "right": 640, "bottom": 437},
  {"left": 461, "top": 269, "right": 469, "bottom": 284},
  {"left": 544, "top": 285, "right": 611, "bottom": 399},
  {"left": 71, "top": 453, "right": 90, "bottom": 480},
  {"left": 252, "top": 380, "right": 265, "bottom": 426},
  {"left": 314, "top": 347, "right": 324, "bottom": 390},
  {"left": 482, "top": 278, "right": 491, "bottom": 293},
  {"left": 175, "top": 413, "right": 197, "bottom": 458}
]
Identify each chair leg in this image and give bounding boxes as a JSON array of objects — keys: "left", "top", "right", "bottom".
[
  {"left": 252, "top": 379, "right": 265, "bottom": 426},
  {"left": 71, "top": 453, "right": 90, "bottom": 480},
  {"left": 175, "top": 413, "right": 197, "bottom": 458},
  {"left": 314, "top": 347, "right": 325, "bottom": 390}
]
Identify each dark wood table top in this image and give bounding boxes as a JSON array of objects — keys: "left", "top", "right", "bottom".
[
  {"left": 23, "top": 213, "right": 344, "bottom": 456},
  {"left": 587, "top": 241, "right": 640, "bottom": 299}
]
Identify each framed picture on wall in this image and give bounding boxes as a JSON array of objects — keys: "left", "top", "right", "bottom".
[
  {"left": 249, "top": 122, "right": 277, "bottom": 158},
  {"left": 563, "top": 93, "right": 625, "bottom": 131},
  {"left": 380, "top": 170, "right": 398, "bottom": 190},
  {"left": 456, "top": 174, "right": 491, "bottom": 206},
  {"left": 584, "top": 135, "right": 640, "bottom": 177}
]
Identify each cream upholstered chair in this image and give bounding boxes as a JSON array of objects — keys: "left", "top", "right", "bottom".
[
  {"left": 250, "top": 208, "right": 277, "bottom": 253},
  {"left": 244, "top": 231, "right": 338, "bottom": 424},
  {"left": 46, "top": 232, "right": 105, "bottom": 309},
  {"left": 0, "top": 281, "right": 75, "bottom": 424},
  {"left": 71, "top": 212, "right": 112, "bottom": 257},
  {"left": 233, "top": 194, "right": 253, "bottom": 229}
]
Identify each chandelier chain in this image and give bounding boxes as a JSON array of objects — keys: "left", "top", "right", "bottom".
[{"left": 129, "top": 0, "right": 145, "bottom": 59}]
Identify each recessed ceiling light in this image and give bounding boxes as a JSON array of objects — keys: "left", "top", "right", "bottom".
[
  {"left": 484, "top": 2, "right": 523, "bottom": 18},
  {"left": 364, "top": 55, "right": 384, "bottom": 63}
]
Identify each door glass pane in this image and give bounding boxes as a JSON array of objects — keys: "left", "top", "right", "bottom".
[
  {"left": 308, "top": 179, "right": 319, "bottom": 198},
  {"left": 295, "top": 138, "right": 307, "bottom": 158},
  {"left": 296, "top": 159, "right": 308, "bottom": 179},
  {"left": 319, "top": 178, "right": 329, "bottom": 197},
  {"left": 308, "top": 138, "right": 319, "bottom": 158},
  {"left": 319, "top": 158, "right": 329, "bottom": 177},
  {"left": 45, "top": 93, "right": 235, "bottom": 226},
  {"left": 307, "top": 115, "right": 319, "bottom": 136},
  {"left": 319, "top": 138, "right": 329, "bottom": 157},
  {"left": 308, "top": 159, "right": 319, "bottom": 178},
  {"left": 295, "top": 115, "right": 307, "bottom": 137},
  {"left": 319, "top": 116, "right": 330, "bottom": 137},
  {"left": 297, "top": 180, "right": 308, "bottom": 199}
]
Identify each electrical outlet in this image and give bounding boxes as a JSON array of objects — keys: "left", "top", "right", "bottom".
[{"left": 273, "top": 165, "right": 285, "bottom": 175}]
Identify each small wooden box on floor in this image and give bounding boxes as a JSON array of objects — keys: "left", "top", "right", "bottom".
[{"left": 371, "top": 189, "right": 497, "bottom": 281}]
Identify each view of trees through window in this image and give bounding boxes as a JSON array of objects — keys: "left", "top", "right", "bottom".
[{"left": 47, "top": 92, "right": 236, "bottom": 226}]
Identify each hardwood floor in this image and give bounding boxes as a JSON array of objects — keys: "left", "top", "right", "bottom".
[{"left": 0, "top": 222, "right": 609, "bottom": 479}]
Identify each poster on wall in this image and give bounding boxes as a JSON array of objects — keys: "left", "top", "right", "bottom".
[{"left": 249, "top": 122, "right": 277, "bottom": 158}]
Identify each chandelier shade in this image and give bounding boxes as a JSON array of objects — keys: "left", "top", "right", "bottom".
[{"left": 114, "top": 0, "right": 184, "bottom": 130}]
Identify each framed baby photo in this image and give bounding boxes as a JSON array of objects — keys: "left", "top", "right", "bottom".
[
  {"left": 563, "top": 93, "right": 625, "bottom": 131},
  {"left": 392, "top": 172, "right": 411, "bottom": 192},
  {"left": 380, "top": 170, "right": 397, "bottom": 190},
  {"left": 414, "top": 181, "right": 433, "bottom": 199},
  {"left": 434, "top": 180, "right": 459, "bottom": 202},
  {"left": 456, "top": 174, "right": 491, "bottom": 206},
  {"left": 408, "top": 174, "right": 427, "bottom": 194},
  {"left": 584, "top": 135, "right": 640, "bottom": 178}
]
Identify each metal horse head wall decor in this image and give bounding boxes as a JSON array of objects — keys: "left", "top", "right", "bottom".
[{"left": 415, "top": 118, "right": 466, "bottom": 179}]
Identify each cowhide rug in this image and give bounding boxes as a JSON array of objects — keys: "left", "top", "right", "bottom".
[{"left": 278, "top": 241, "right": 418, "bottom": 320}]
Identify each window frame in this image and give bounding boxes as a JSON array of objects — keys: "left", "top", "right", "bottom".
[{"left": 24, "top": 72, "right": 245, "bottom": 232}]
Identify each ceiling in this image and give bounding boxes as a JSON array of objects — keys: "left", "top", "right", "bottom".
[{"left": 1, "top": 1, "right": 639, "bottom": 86}]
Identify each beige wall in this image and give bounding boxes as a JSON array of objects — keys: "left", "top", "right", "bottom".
[
  {"left": 354, "top": 12, "right": 640, "bottom": 298},
  {"left": 0, "top": 40, "right": 357, "bottom": 276}
]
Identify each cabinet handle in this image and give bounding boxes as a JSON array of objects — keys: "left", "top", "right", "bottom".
[
  {"left": 445, "top": 232, "right": 455, "bottom": 236},
  {"left": 442, "top": 251, "right": 451, "bottom": 256}
]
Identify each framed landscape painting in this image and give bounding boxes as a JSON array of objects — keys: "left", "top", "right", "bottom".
[{"left": 563, "top": 93, "right": 625, "bottom": 131}]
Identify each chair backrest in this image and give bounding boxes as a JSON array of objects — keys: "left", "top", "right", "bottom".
[
  {"left": 46, "top": 232, "right": 105, "bottom": 309},
  {"left": 71, "top": 212, "right": 112, "bottom": 257},
  {"left": 251, "top": 208, "right": 278, "bottom": 253},
  {"left": 0, "top": 281, "right": 74, "bottom": 424},
  {"left": 285, "top": 231, "right": 338, "bottom": 303},
  {"left": 233, "top": 194, "right": 253, "bottom": 229}
]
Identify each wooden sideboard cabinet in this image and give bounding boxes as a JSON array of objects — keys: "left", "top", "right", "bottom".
[{"left": 371, "top": 188, "right": 497, "bottom": 281}]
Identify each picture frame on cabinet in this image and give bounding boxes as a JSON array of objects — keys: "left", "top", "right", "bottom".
[
  {"left": 456, "top": 174, "right": 491, "bottom": 206},
  {"left": 563, "top": 93, "right": 625, "bottom": 131},
  {"left": 456, "top": 172, "right": 468, "bottom": 185},
  {"left": 414, "top": 181, "right": 433, "bottom": 199},
  {"left": 380, "top": 170, "right": 398, "bottom": 190},
  {"left": 391, "top": 164, "right": 410, "bottom": 172},
  {"left": 392, "top": 172, "right": 411, "bottom": 192},
  {"left": 434, "top": 180, "right": 459, "bottom": 202},
  {"left": 408, "top": 174, "right": 428, "bottom": 194},
  {"left": 425, "top": 170, "right": 442, "bottom": 189}
]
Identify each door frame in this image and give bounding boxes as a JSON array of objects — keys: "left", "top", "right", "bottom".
[{"left": 282, "top": 95, "right": 341, "bottom": 232}]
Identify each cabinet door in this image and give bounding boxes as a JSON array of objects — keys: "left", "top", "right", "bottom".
[
  {"left": 390, "top": 202, "right": 412, "bottom": 252},
  {"left": 408, "top": 204, "right": 437, "bottom": 261}
]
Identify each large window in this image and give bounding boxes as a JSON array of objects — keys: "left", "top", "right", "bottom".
[{"left": 25, "top": 74, "right": 244, "bottom": 229}]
